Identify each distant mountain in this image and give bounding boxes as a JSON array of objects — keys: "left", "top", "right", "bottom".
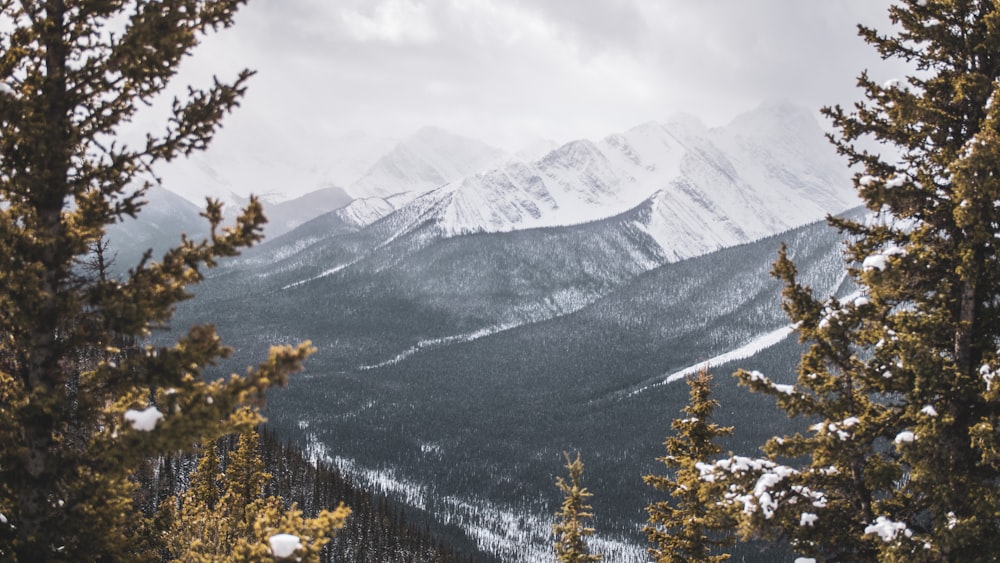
[
  {"left": 318, "top": 130, "right": 401, "bottom": 189},
  {"left": 106, "top": 185, "right": 354, "bottom": 275},
  {"left": 347, "top": 126, "right": 509, "bottom": 199},
  {"left": 245, "top": 186, "right": 355, "bottom": 237},
  {"left": 105, "top": 186, "right": 209, "bottom": 273},
  {"left": 388, "top": 102, "right": 856, "bottom": 263},
  {"left": 257, "top": 101, "right": 855, "bottom": 271}
]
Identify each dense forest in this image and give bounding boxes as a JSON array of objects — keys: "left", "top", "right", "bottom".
[{"left": 132, "top": 428, "right": 491, "bottom": 562}]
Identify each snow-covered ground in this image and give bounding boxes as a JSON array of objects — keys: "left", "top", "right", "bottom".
[{"left": 304, "top": 434, "right": 646, "bottom": 562}]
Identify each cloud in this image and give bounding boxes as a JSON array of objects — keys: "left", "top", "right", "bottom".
[
  {"left": 152, "top": 0, "right": 910, "bottom": 199},
  {"left": 340, "top": 0, "right": 437, "bottom": 43}
]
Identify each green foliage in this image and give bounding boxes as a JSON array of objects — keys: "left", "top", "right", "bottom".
[
  {"left": 162, "top": 430, "right": 350, "bottom": 562},
  {"left": 644, "top": 370, "right": 733, "bottom": 562},
  {"left": 710, "top": 1, "right": 1000, "bottom": 561},
  {"left": 553, "top": 452, "right": 602, "bottom": 563},
  {"left": 0, "top": 1, "right": 315, "bottom": 560}
]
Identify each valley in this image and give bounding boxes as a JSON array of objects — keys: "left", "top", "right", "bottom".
[{"left": 147, "top": 102, "right": 861, "bottom": 560}]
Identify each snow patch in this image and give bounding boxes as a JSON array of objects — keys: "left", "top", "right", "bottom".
[
  {"left": 863, "top": 246, "right": 905, "bottom": 272},
  {"left": 981, "top": 363, "right": 997, "bottom": 391},
  {"left": 886, "top": 174, "right": 907, "bottom": 188},
  {"left": 359, "top": 322, "right": 522, "bottom": 370},
  {"left": 865, "top": 516, "right": 913, "bottom": 542},
  {"left": 664, "top": 325, "right": 796, "bottom": 385},
  {"left": 269, "top": 533, "right": 302, "bottom": 558},
  {"left": 282, "top": 260, "right": 358, "bottom": 290},
  {"left": 124, "top": 406, "right": 164, "bottom": 431},
  {"left": 700, "top": 456, "right": 826, "bottom": 520},
  {"left": 841, "top": 417, "right": 860, "bottom": 428}
]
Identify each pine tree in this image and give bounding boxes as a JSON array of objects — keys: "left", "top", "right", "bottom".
[
  {"left": 0, "top": 1, "right": 315, "bottom": 560},
  {"left": 644, "top": 370, "right": 734, "bottom": 563},
  {"left": 553, "top": 452, "right": 602, "bottom": 563},
  {"left": 163, "top": 430, "right": 350, "bottom": 562},
  {"left": 699, "top": 1, "right": 1000, "bottom": 561}
]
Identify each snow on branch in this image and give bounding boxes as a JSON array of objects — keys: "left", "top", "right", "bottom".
[
  {"left": 864, "top": 516, "right": 913, "bottom": 543},
  {"left": 695, "top": 456, "right": 827, "bottom": 520},
  {"left": 746, "top": 370, "right": 796, "bottom": 395},
  {"left": 123, "top": 406, "right": 164, "bottom": 432},
  {"left": 269, "top": 534, "right": 302, "bottom": 559},
  {"left": 862, "top": 246, "right": 905, "bottom": 272}
]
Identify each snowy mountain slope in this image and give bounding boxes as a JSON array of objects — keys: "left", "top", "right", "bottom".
[
  {"left": 250, "top": 214, "right": 856, "bottom": 562},
  {"left": 334, "top": 192, "right": 421, "bottom": 228},
  {"left": 374, "top": 102, "right": 856, "bottom": 264},
  {"left": 256, "top": 186, "right": 355, "bottom": 237},
  {"left": 193, "top": 197, "right": 671, "bottom": 373},
  {"left": 347, "top": 127, "right": 509, "bottom": 199}
]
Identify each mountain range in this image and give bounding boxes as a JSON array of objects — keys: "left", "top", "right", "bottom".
[{"left": 137, "top": 101, "right": 862, "bottom": 561}]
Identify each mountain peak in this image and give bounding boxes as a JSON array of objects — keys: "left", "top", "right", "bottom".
[
  {"left": 347, "top": 127, "right": 508, "bottom": 199},
  {"left": 387, "top": 104, "right": 856, "bottom": 258}
]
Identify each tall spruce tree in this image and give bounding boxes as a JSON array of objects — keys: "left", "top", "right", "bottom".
[
  {"left": 694, "top": 1, "right": 1000, "bottom": 561},
  {"left": 0, "top": 1, "right": 315, "bottom": 560},
  {"left": 553, "top": 452, "right": 602, "bottom": 563},
  {"left": 644, "top": 370, "right": 734, "bottom": 563}
]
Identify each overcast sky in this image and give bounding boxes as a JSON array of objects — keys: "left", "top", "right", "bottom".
[{"left": 155, "top": 0, "right": 911, "bottom": 197}]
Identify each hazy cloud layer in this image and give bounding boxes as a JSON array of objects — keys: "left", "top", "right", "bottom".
[{"left": 151, "top": 1, "right": 912, "bottom": 197}]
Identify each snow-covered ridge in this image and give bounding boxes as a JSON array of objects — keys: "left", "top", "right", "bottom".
[
  {"left": 363, "top": 101, "right": 857, "bottom": 263},
  {"left": 347, "top": 126, "right": 509, "bottom": 199}
]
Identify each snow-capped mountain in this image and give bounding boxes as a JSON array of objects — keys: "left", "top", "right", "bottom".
[
  {"left": 384, "top": 102, "right": 855, "bottom": 262},
  {"left": 225, "top": 101, "right": 855, "bottom": 336},
  {"left": 170, "top": 104, "right": 865, "bottom": 562},
  {"left": 346, "top": 126, "right": 509, "bottom": 199},
  {"left": 334, "top": 192, "right": 421, "bottom": 228}
]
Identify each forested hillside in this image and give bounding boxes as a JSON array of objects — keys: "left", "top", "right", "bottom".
[{"left": 136, "top": 429, "right": 493, "bottom": 562}]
